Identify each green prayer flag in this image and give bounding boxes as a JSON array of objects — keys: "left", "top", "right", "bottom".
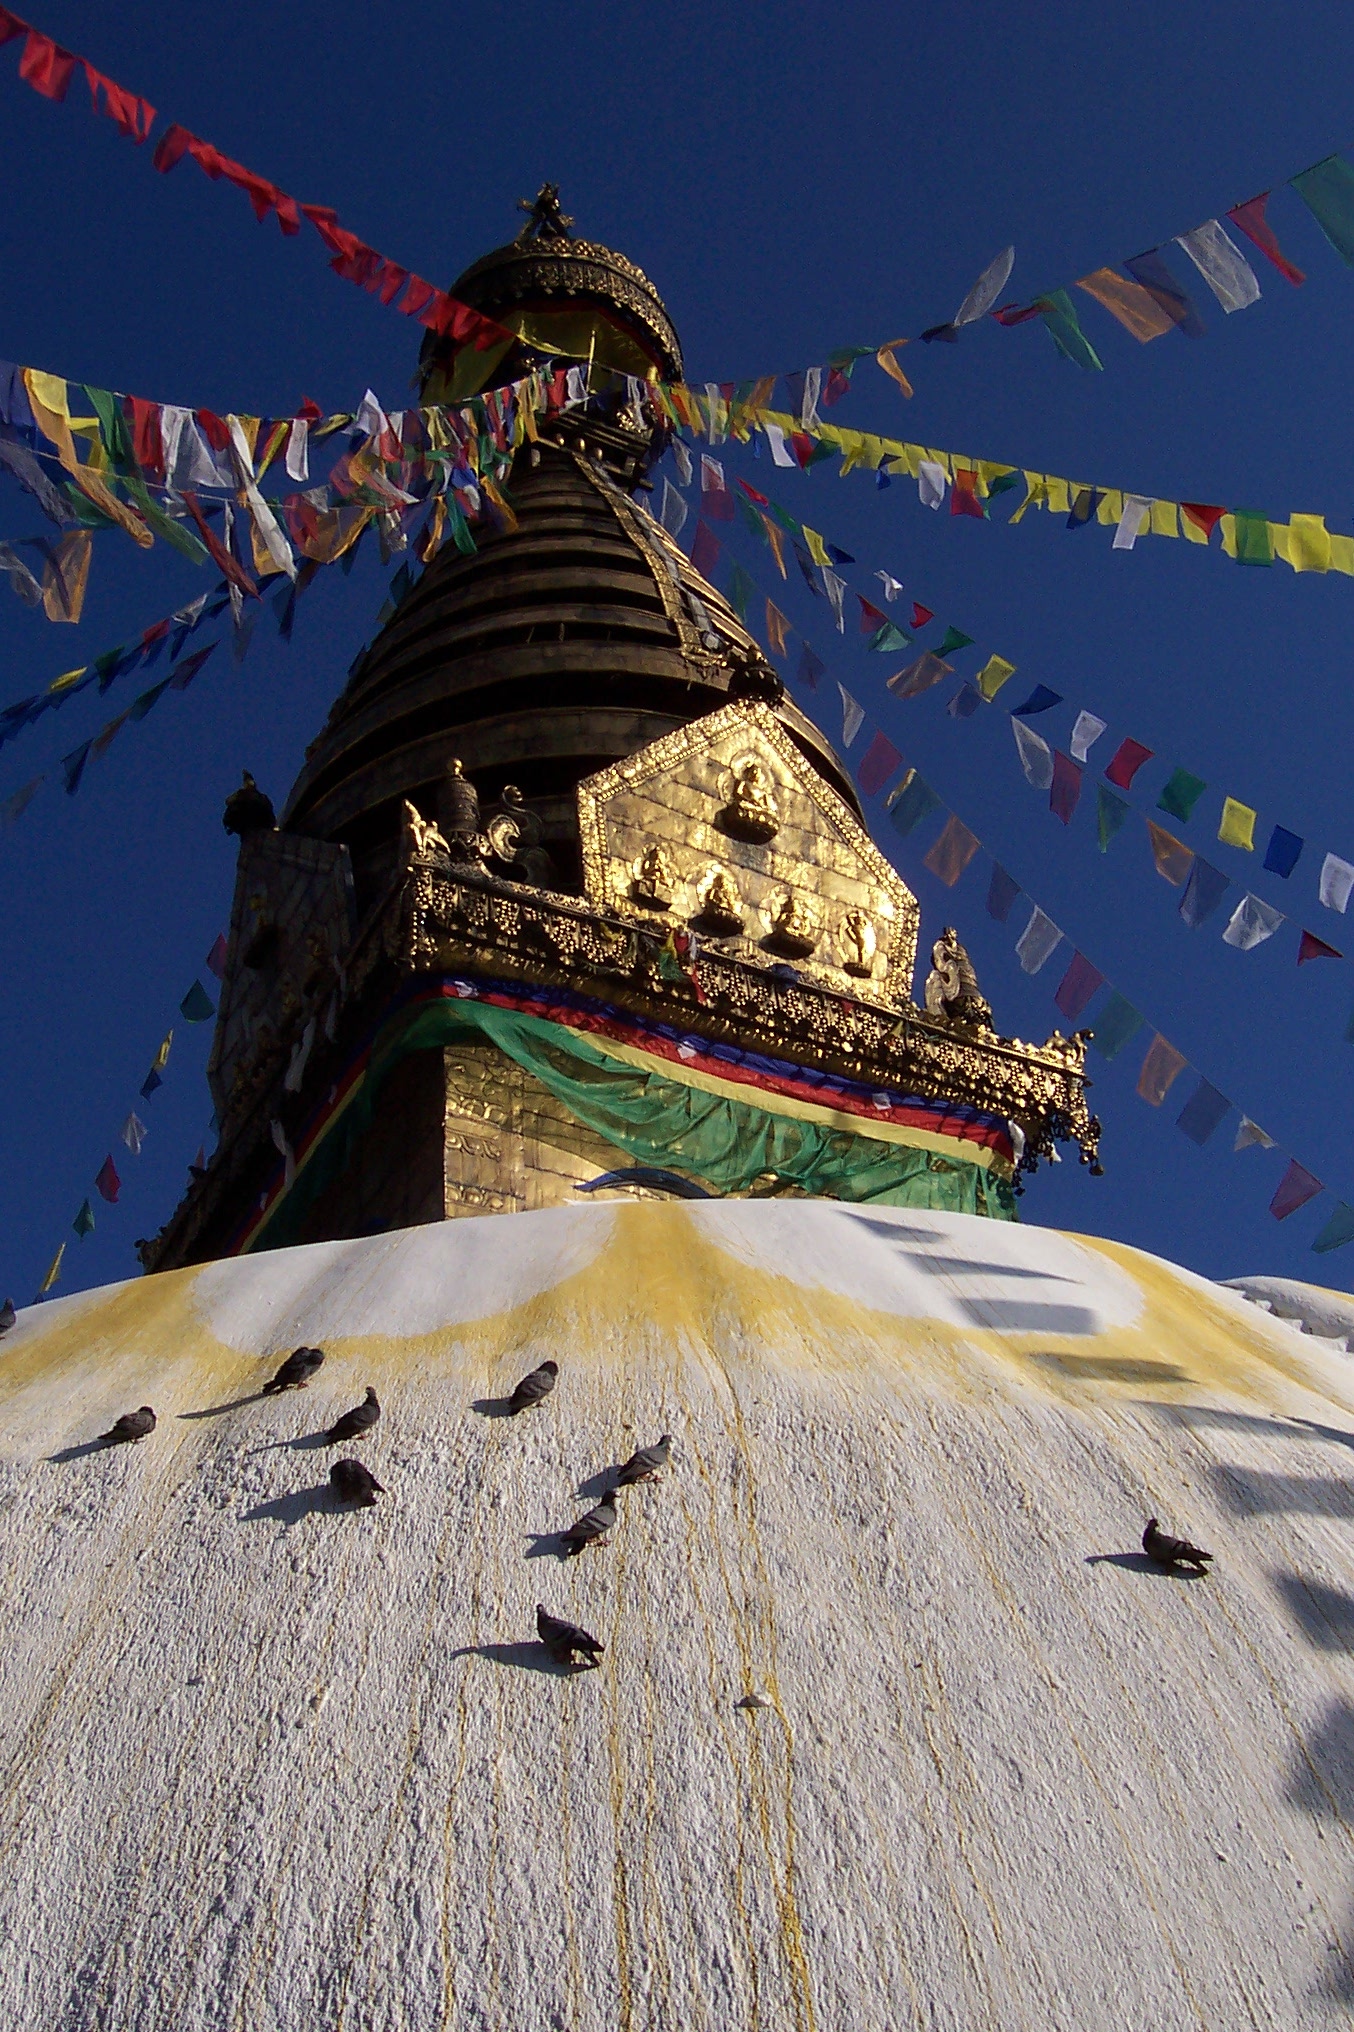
[
  {"left": 1039, "top": 290, "right": 1104, "bottom": 372},
  {"left": 1097, "top": 783, "right": 1130, "bottom": 851},
  {"left": 803, "top": 438, "right": 836, "bottom": 470},
  {"left": 1313, "top": 1203, "right": 1354, "bottom": 1254},
  {"left": 1233, "top": 510, "right": 1274, "bottom": 566},
  {"left": 1157, "top": 768, "right": 1208, "bottom": 823},
  {"left": 886, "top": 771, "right": 942, "bottom": 838},
  {"left": 1089, "top": 991, "right": 1143, "bottom": 1062},
  {"left": 986, "top": 469, "right": 1022, "bottom": 497},
  {"left": 1291, "top": 156, "right": 1354, "bottom": 266},
  {"left": 868, "top": 621, "right": 912, "bottom": 653},
  {"left": 72, "top": 1199, "right": 95, "bottom": 1239},
  {"left": 179, "top": 978, "right": 216, "bottom": 1023},
  {"left": 736, "top": 490, "right": 765, "bottom": 541},
  {"left": 936, "top": 627, "right": 975, "bottom": 657},
  {"left": 727, "top": 562, "right": 756, "bottom": 623}
]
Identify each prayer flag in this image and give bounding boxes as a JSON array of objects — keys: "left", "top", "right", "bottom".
[
  {"left": 875, "top": 343, "right": 914, "bottom": 400},
  {"left": 763, "top": 423, "right": 795, "bottom": 467},
  {"left": 1223, "top": 893, "right": 1285, "bottom": 950},
  {"left": 659, "top": 477, "right": 687, "bottom": 537},
  {"left": 1016, "top": 906, "right": 1062, "bottom": 975},
  {"left": 1066, "top": 488, "right": 1101, "bottom": 528},
  {"left": 1123, "top": 250, "right": 1206, "bottom": 335},
  {"left": 887, "top": 770, "right": 942, "bottom": 838},
  {"left": 120, "top": 1112, "right": 147, "bottom": 1156},
  {"left": 954, "top": 246, "right": 1015, "bottom": 325},
  {"left": 1137, "top": 1034, "right": 1188, "bottom": 1107},
  {"left": 1012, "top": 684, "right": 1063, "bottom": 717},
  {"left": 875, "top": 572, "right": 903, "bottom": 603},
  {"left": 838, "top": 684, "right": 864, "bottom": 747},
  {"left": 869, "top": 622, "right": 912, "bottom": 654},
  {"left": 1012, "top": 720, "right": 1054, "bottom": 790},
  {"left": 18, "top": 29, "right": 76, "bottom": 100},
  {"left": 1, "top": 777, "right": 43, "bottom": 827},
  {"left": 1070, "top": 711, "right": 1106, "bottom": 763},
  {"left": 1179, "top": 858, "right": 1229, "bottom": 928},
  {"left": 1157, "top": 769, "right": 1208, "bottom": 822},
  {"left": 153, "top": 1030, "right": 173, "bottom": 1072},
  {"left": 1312, "top": 1204, "right": 1354, "bottom": 1253},
  {"left": 888, "top": 652, "right": 952, "bottom": 701},
  {"left": 1227, "top": 192, "right": 1306, "bottom": 285},
  {"left": 61, "top": 742, "right": 91, "bottom": 796},
  {"left": 950, "top": 469, "right": 987, "bottom": 519},
  {"left": 1232, "top": 510, "right": 1274, "bottom": 566},
  {"left": 1089, "top": 992, "right": 1143, "bottom": 1062},
  {"left": 1038, "top": 290, "right": 1103, "bottom": 371},
  {"left": 1298, "top": 930, "right": 1343, "bottom": 965},
  {"left": 1319, "top": 853, "right": 1354, "bottom": 913},
  {"left": 1263, "top": 827, "right": 1304, "bottom": 879},
  {"left": 95, "top": 1155, "right": 121, "bottom": 1204},
  {"left": 699, "top": 455, "right": 734, "bottom": 517},
  {"left": 1181, "top": 502, "right": 1226, "bottom": 540},
  {"left": 947, "top": 685, "right": 981, "bottom": 719},
  {"left": 72, "top": 1200, "right": 95, "bottom": 1239},
  {"left": 1104, "top": 738, "right": 1153, "bottom": 790},
  {"left": 924, "top": 816, "right": 980, "bottom": 888},
  {"left": 206, "top": 933, "right": 229, "bottom": 979},
  {"left": 765, "top": 601, "right": 789, "bottom": 657},
  {"left": 796, "top": 644, "right": 824, "bottom": 692},
  {"left": 37, "top": 1243, "right": 65, "bottom": 1297},
  {"left": 1235, "top": 1117, "right": 1275, "bottom": 1152},
  {"left": 977, "top": 655, "right": 1016, "bottom": 702},
  {"left": 1175, "top": 220, "right": 1261, "bottom": 311},
  {"left": 1113, "top": 496, "right": 1152, "bottom": 550},
  {"left": 1050, "top": 751, "right": 1082, "bottom": 825},
  {"left": 918, "top": 461, "right": 947, "bottom": 510},
  {"left": 180, "top": 979, "right": 215, "bottom": 1023},
  {"left": 1270, "top": 1159, "right": 1323, "bottom": 1222},
  {"left": 1288, "top": 515, "right": 1331, "bottom": 573},
  {"left": 1055, "top": 951, "right": 1103, "bottom": 1021},
  {"left": 857, "top": 596, "right": 890, "bottom": 634},
  {"left": 1173, "top": 1078, "right": 1230, "bottom": 1146},
  {"left": 821, "top": 568, "right": 847, "bottom": 631},
  {"left": 1291, "top": 157, "right": 1354, "bottom": 266},
  {"left": 689, "top": 520, "right": 720, "bottom": 580},
  {"left": 987, "top": 866, "right": 1021, "bottom": 922},
  {"left": 856, "top": 731, "right": 903, "bottom": 798},
  {"left": 1218, "top": 798, "right": 1257, "bottom": 850},
  {"left": 1147, "top": 821, "right": 1193, "bottom": 886},
  {"left": 911, "top": 603, "right": 934, "bottom": 630},
  {"left": 1076, "top": 268, "right": 1177, "bottom": 341},
  {"left": 936, "top": 627, "right": 975, "bottom": 657},
  {"left": 140, "top": 1068, "right": 163, "bottom": 1100},
  {"left": 727, "top": 562, "right": 756, "bottom": 622},
  {"left": 826, "top": 543, "right": 856, "bottom": 567}
]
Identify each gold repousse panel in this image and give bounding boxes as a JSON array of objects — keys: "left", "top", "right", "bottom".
[{"left": 577, "top": 702, "right": 920, "bottom": 1004}]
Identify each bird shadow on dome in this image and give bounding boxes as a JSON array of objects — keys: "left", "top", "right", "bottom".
[
  {"left": 240, "top": 1481, "right": 336, "bottom": 1525},
  {"left": 1208, "top": 1467, "right": 1354, "bottom": 1519},
  {"left": 1028, "top": 1352, "right": 1193, "bottom": 1385},
  {"left": 470, "top": 1396, "right": 522, "bottom": 1419},
  {"left": 1273, "top": 1572, "right": 1354, "bottom": 1654},
  {"left": 523, "top": 1530, "right": 571, "bottom": 1560},
  {"left": 1282, "top": 1414, "right": 1354, "bottom": 1452},
  {"left": 178, "top": 1390, "right": 272, "bottom": 1422},
  {"left": 241, "top": 1428, "right": 340, "bottom": 1455},
  {"left": 450, "top": 1642, "right": 576, "bottom": 1679},
  {"left": 1083, "top": 1552, "right": 1207, "bottom": 1580},
  {"left": 46, "top": 1436, "right": 118, "bottom": 1464}
]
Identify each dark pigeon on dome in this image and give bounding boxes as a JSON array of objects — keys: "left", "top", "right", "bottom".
[
  {"left": 331, "top": 1458, "right": 383, "bottom": 1507},
  {"left": 263, "top": 1346, "right": 325, "bottom": 1394},
  {"left": 99, "top": 1406, "right": 156, "bottom": 1447},
  {"left": 0, "top": 1297, "right": 14, "bottom": 1336},
  {"left": 222, "top": 771, "right": 276, "bottom": 838},
  {"left": 1143, "top": 1518, "right": 1212, "bottom": 1575},
  {"left": 324, "top": 1387, "right": 380, "bottom": 1443},
  {"left": 616, "top": 1435, "right": 671, "bottom": 1486},
  {"left": 560, "top": 1488, "right": 617, "bottom": 1558},
  {"left": 508, "top": 1359, "right": 558, "bottom": 1414},
  {"left": 536, "top": 1603, "right": 603, "bottom": 1669}
]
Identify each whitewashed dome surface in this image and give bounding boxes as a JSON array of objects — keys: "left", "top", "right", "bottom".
[{"left": 3, "top": 1200, "right": 1354, "bottom": 2030}]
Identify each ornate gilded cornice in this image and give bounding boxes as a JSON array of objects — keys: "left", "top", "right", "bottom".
[{"left": 451, "top": 235, "right": 683, "bottom": 381}]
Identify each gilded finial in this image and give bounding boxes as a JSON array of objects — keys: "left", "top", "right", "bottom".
[{"left": 516, "top": 182, "right": 574, "bottom": 243}]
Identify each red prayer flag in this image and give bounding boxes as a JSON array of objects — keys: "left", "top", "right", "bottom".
[
  {"left": 1054, "top": 951, "right": 1104, "bottom": 1022},
  {"left": 1050, "top": 750, "right": 1082, "bottom": 825},
  {"left": 95, "top": 1155, "right": 121, "bottom": 1204},
  {"left": 1105, "top": 737, "right": 1154, "bottom": 790},
  {"left": 1298, "top": 929, "right": 1343, "bottom": 965},
  {"left": 950, "top": 468, "right": 987, "bottom": 519},
  {"left": 790, "top": 433, "right": 815, "bottom": 468},
  {"left": 19, "top": 29, "right": 76, "bottom": 100},
  {"left": 181, "top": 492, "right": 260, "bottom": 599},
  {"left": 689, "top": 520, "right": 721, "bottom": 581},
  {"left": 737, "top": 479, "right": 770, "bottom": 505},
  {"left": 1270, "top": 1159, "right": 1323, "bottom": 1222},
  {"left": 1181, "top": 502, "right": 1226, "bottom": 539},
  {"left": 207, "top": 933, "right": 229, "bottom": 979},
  {"left": 910, "top": 603, "right": 934, "bottom": 630},
  {"left": 857, "top": 596, "right": 889, "bottom": 633},
  {"left": 152, "top": 122, "right": 195, "bottom": 172},
  {"left": 82, "top": 63, "right": 155, "bottom": 142},
  {"left": 1227, "top": 193, "right": 1306, "bottom": 286},
  {"left": 856, "top": 730, "right": 903, "bottom": 798},
  {"left": 399, "top": 275, "right": 439, "bottom": 320},
  {"left": 126, "top": 397, "right": 165, "bottom": 480},
  {"left": 0, "top": 11, "right": 24, "bottom": 47}
]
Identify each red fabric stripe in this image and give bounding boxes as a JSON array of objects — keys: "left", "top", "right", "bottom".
[
  {"left": 1227, "top": 193, "right": 1306, "bottom": 286},
  {"left": 19, "top": 27, "right": 74, "bottom": 99}
]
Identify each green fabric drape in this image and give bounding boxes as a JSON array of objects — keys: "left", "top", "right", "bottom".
[{"left": 252, "top": 998, "right": 1017, "bottom": 1252}]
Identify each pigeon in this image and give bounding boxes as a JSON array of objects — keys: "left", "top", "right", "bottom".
[
  {"left": 98, "top": 1406, "right": 156, "bottom": 1447},
  {"left": 331, "top": 1459, "right": 384, "bottom": 1507},
  {"left": 560, "top": 1489, "right": 617, "bottom": 1558},
  {"left": 324, "top": 1387, "right": 380, "bottom": 1443},
  {"left": 508, "top": 1359, "right": 558, "bottom": 1414},
  {"left": 0, "top": 1297, "right": 14, "bottom": 1335},
  {"left": 616, "top": 1434, "right": 671, "bottom": 1486},
  {"left": 262, "top": 1346, "right": 325, "bottom": 1394},
  {"left": 1143, "top": 1518, "right": 1213, "bottom": 1575},
  {"left": 536, "top": 1603, "right": 603, "bottom": 1669}
]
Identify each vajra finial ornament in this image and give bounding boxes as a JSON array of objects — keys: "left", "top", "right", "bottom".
[{"left": 516, "top": 182, "right": 574, "bottom": 243}]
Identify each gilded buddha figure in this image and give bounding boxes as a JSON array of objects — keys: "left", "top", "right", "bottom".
[
  {"left": 721, "top": 757, "right": 780, "bottom": 842},
  {"left": 696, "top": 866, "right": 744, "bottom": 933},
  {"left": 766, "top": 890, "right": 819, "bottom": 958},
  {"left": 632, "top": 842, "right": 677, "bottom": 909},
  {"left": 839, "top": 907, "right": 878, "bottom": 977}
]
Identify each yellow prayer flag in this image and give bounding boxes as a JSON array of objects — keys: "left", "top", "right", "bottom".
[
  {"left": 1010, "top": 475, "right": 1046, "bottom": 524},
  {"left": 759, "top": 514, "right": 788, "bottom": 578},
  {"left": 1287, "top": 514, "right": 1331, "bottom": 573},
  {"left": 1044, "top": 477, "right": 1070, "bottom": 516},
  {"left": 896, "top": 443, "right": 923, "bottom": 477},
  {"left": 875, "top": 342, "right": 914, "bottom": 399},
  {"left": 23, "top": 369, "right": 153, "bottom": 549},
  {"left": 38, "top": 1242, "right": 65, "bottom": 1297},
  {"left": 154, "top": 1030, "right": 173, "bottom": 1072},
  {"left": 1270, "top": 523, "right": 1291, "bottom": 565},
  {"left": 1180, "top": 511, "right": 1210, "bottom": 544},
  {"left": 47, "top": 666, "right": 88, "bottom": 695},
  {"left": 978, "top": 461, "right": 1016, "bottom": 493},
  {"left": 837, "top": 432, "right": 868, "bottom": 476},
  {"left": 977, "top": 654, "right": 1017, "bottom": 701},
  {"left": 1146, "top": 820, "right": 1193, "bottom": 887},
  {"left": 1219, "top": 515, "right": 1237, "bottom": 558},
  {"left": 1218, "top": 798, "right": 1256, "bottom": 851},
  {"left": 1330, "top": 533, "right": 1354, "bottom": 576},
  {"left": 765, "top": 600, "right": 790, "bottom": 656},
  {"left": 924, "top": 448, "right": 954, "bottom": 479},
  {"left": 1076, "top": 269, "right": 1178, "bottom": 342},
  {"left": 1096, "top": 489, "right": 1124, "bottom": 525},
  {"left": 802, "top": 527, "right": 831, "bottom": 568},
  {"left": 1150, "top": 500, "right": 1178, "bottom": 538},
  {"left": 41, "top": 531, "right": 92, "bottom": 625}
]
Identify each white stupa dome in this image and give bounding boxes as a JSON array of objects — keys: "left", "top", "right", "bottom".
[{"left": 3, "top": 1200, "right": 1352, "bottom": 2028}]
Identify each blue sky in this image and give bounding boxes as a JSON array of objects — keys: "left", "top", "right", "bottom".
[{"left": 3, "top": 0, "right": 1354, "bottom": 1299}]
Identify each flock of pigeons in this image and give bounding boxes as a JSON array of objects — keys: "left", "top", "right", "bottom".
[{"left": 75, "top": 1344, "right": 677, "bottom": 1676}]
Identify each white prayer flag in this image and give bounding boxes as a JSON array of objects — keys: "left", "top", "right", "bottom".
[
  {"left": 355, "top": 389, "right": 389, "bottom": 440},
  {"left": 1112, "top": 495, "right": 1152, "bottom": 551},
  {"left": 954, "top": 245, "right": 1015, "bottom": 326},
  {"left": 874, "top": 571, "right": 904, "bottom": 603},
  {"left": 703, "top": 382, "right": 727, "bottom": 443},
  {"left": 671, "top": 439, "right": 693, "bottom": 486},
  {"left": 120, "top": 1113, "right": 147, "bottom": 1157},
  {"left": 1016, "top": 906, "right": 1062, "bottom": 974},
  {"left": 1222, "top": 893, "right": 1285, "bottom": 950},
  {"left": 800, "top": 367, "right": 823, "bottom": 430},
  {"left": 1320, "top": 852, "right": 1354, "bottom": 913},
  {"left": 1175, "top": 220, "right": 1261, "bottom": 313},
  {"left": 1012, "top": 719, "right": 1054, "bottom": 790},
  {"left": 838, "top": 683, "right": 865, "bottom": 748},
  {"left": 1069, "top": 710, "right": 1107, "bottom": 763},
  {"left": 659, "top": 477, "right": 688, "bottom": 538},
  {"left": 1234, "top": 1117, "right": 1276, "bottom": 1153},
  {"left": 284, "top": 417, "right": 309, "bottom": 483},
  {"left": 699, "top": 454, "right": 726, "bottom": 496},
  {"left": 918, "top": 460, "right": 947, "bottom": 510},
  {"left": 822, "top": 568, "right": 847, "bottom": 631},
  {"left": 764, "top": 424, "right": 796, "bottom": 468}
]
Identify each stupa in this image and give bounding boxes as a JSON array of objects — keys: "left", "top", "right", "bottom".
[{"left": 4, "top": 198, "right": 1350, "bottom": 2032}]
